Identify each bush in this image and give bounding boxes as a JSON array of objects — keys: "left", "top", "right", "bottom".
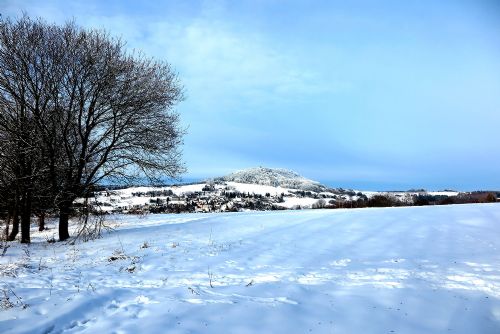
[
  {"left": 413, "top": 195, "right": 430, "bottom": 206},
  {"left": 311, "top": 199, "right": 326, "bottom": 209},
  {"left": 485, "top": 193, "right": 497, "bottom": 203},
  {"left": 439, "top": 196, "right": 456, "bottom": 205},
  {"left": 367, "top": 195, "right": 398, "bottom": 207}
]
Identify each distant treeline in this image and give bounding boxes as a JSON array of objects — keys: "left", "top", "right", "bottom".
[{"left": 317, "top": 192, "right": 498, "bottom": 209}]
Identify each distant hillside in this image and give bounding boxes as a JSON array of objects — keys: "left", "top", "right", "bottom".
[{"left": 212, "top": 167, "right": 329, "bottom": 192}]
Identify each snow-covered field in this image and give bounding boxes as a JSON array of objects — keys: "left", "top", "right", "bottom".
[{"left": 1, "top": 204, "right": 500, "bottom": 333}]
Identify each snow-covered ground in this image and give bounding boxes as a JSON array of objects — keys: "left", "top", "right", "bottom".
[{"left": 1, "top": 204, "right": 500, "bottom": 333}]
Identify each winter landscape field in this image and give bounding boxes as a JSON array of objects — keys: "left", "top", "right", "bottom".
[
  {"left": 1, "top": 203, "right": 499, "bottom": 333},
  {"left": 1, "top": 2, "right": 500, "bottom": 333}
]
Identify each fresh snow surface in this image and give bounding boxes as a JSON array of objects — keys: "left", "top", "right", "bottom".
[
  {"left": 279, "top": 196, "right": 321, "bottom": 209},
  {"left": 1, "top": 204, "right": 500, "bottom": 333},
  {"left": 427, "top": 191, "right": 461, "bottom": 197}
]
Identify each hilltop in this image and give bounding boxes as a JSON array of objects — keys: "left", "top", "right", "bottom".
[{"left": 212, "top": 167, "right": 329, "bottom": 192}]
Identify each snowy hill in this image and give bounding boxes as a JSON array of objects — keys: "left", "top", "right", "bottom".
[
  {"left": 69, "top": 167, "right": 477, "bottom": 214},
  {"left": 74, "top": 167, "right": 471, "bottom": 214},
  {"left": 1, "top": 204, "right": 500, "bottom": 333},
  {"left": 212, "top": 167, "right": 328, "bottom": 192}
]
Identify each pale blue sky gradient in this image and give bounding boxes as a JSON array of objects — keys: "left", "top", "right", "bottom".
[{"left": 2, "top": 0, "right": 500, "bottom": 190}]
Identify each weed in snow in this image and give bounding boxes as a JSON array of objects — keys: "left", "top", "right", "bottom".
[{"left": 1, "top": 287, "right": 27, "bottom": 310}]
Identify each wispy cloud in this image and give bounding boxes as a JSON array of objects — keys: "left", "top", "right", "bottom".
[{"left": 139, "top": 19, "right": 346, "bottom": 113}]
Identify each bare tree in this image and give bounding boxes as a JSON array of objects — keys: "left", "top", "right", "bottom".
[
  {"left": 0, "top": 15, "right": 185, "bottom": 242},
  {"left": 0, "top": 16, "right": 50, "bottom": 243},
  {"left": 50, "top": 21, "right": 185, "bottom": 241},
  {"left": 0, "top": 136, "right": 22, "bottom": 241},
  {"left": 0, "top": 16, "right": 69, "bottom": 243}
]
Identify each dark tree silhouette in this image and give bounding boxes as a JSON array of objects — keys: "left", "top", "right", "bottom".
[{"left": 0, "top": 15, "right": 185, "bottom": 242}]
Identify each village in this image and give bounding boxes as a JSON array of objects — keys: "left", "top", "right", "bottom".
[
  {"left": 82, "top": 179, "right": 496, "bottom": 215},
  {"left": 84, "top": 181, "right": 354, "bottom": 214}
]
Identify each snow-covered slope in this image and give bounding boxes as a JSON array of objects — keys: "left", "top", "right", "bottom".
[
  {"left": 213, "top": 167, "right": 328, "bottom": 192},
  {"left": 1, "top": 204, "right": 500, "bottom": 333}
]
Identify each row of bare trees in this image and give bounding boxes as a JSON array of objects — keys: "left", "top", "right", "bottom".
[{"left": 0, "top": 15, "right": 185, "bottom": 242}]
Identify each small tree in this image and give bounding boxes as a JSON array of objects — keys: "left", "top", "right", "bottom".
[
  {"left": 485, "top": 193, "right": 497, "bottom": 203},
  {"left": 312, "top": 199, "right": 326, "bottom": 209}
]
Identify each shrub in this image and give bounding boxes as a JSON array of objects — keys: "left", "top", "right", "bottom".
[
  {"left": 367, "top": 195, "right": 398, "bottom": 207},
  {"left": 413, "top": 195, "right": 430, "bottom": 206},
  {"left": 312, "top": 199, "right": 326, "bottom": 209},
  {"left": 485, "top": 193, "right": 497, "bottom": 203},
  {"left": 439, "top": 196, "right": 456, "bottom": 205}
]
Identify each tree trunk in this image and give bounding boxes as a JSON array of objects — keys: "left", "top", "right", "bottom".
[
  {"left": 58, "top": 201, "right": 72, "bottom": 241},
  {"left": 7, "top": 193, "right": 19, "bottom": 241},
  {"left": 4, "top": 210, "right": 10, "bottom": 240},
  {"left": 20, "top": 214, "right": 31, "bottom": 243},
  {"left": 8, "top": 211, "right": 19, "bottom": 241},
  {"left": 38, "top": 213, "right": 45, "bottom": 231},
  {"left": 20, "top": 190, "right": 32, "bottom": 244}
]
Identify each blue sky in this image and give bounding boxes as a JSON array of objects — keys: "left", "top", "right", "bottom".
[{"left": 2, "top": 0, "right": 500, "bottom": 190}]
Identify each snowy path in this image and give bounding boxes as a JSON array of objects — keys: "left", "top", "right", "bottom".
[{"left": 1, "top": 204, "right": 500, "bottom": 333}]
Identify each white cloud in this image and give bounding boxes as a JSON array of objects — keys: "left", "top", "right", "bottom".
[{"left": 140, "top": 18, "right": 336, "bottom": 113}]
